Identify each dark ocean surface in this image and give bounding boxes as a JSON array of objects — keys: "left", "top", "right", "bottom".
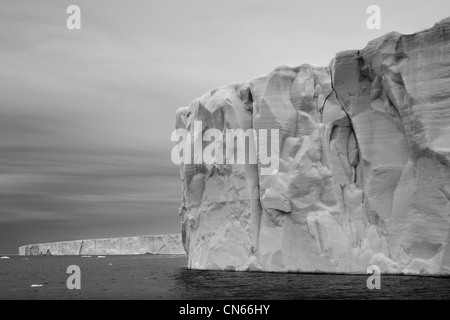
[{"left": 0, "top": 255, "right": 449, "bottom": 300}]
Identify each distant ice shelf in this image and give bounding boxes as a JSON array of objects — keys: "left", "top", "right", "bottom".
[{"left": 19, "top": 234, "right": 186, "bottom": 256}]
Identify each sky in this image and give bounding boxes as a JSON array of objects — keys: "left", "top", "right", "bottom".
[{"left": 0, "top": 0, "right": 449, "bottom": 253}]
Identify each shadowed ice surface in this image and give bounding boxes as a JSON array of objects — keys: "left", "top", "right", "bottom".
[{"left": 0, "top": 255, "right": 449, "bottom": 299}]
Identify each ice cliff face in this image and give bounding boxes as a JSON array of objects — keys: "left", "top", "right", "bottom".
[
  {"left": 19, "top": 234, "right": 186, "bottom": 256},
  {"left": 176, "top": 18, "right": 450, "bottom": 275}
]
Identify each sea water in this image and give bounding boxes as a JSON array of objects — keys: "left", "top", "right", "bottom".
[{"left": 0, "top": 255, "right": 449, "bottom": 299}]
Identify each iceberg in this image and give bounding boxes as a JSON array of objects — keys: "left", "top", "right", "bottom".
[
  {"left": 19, "top": 234, "right": 186, "bottom": 256},
  {"left": 175, "top": 17, "right": 450, "bottom": 275}
]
